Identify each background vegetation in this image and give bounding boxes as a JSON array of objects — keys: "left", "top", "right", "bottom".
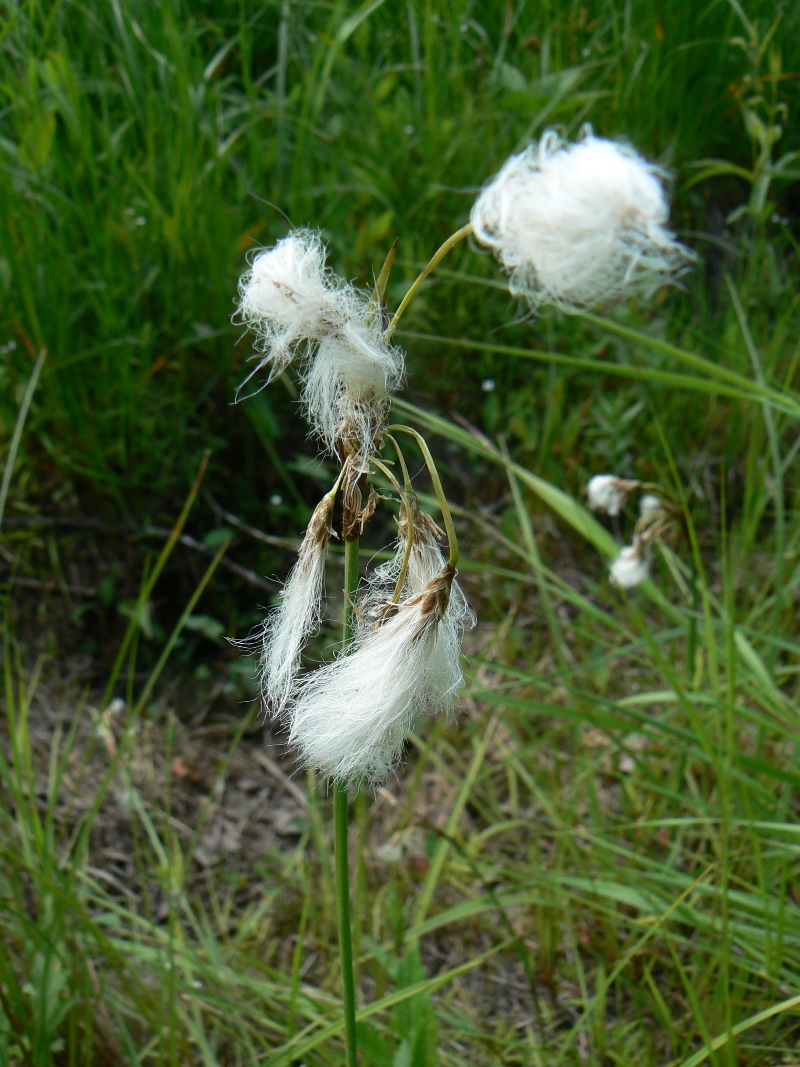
[{"left": 1, "top": 0, "right": 799, "bottom": 1063}]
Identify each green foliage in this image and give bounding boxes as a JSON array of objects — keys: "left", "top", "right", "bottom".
[{"left": 1, "top": 0, "right": 798, "bottom": 515}]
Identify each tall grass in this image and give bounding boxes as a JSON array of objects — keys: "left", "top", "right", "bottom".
[
  {"left": 1, "top": 0, "right": 799, "bottom": 1064},
  {"left": 2, "top": 0, "right": 797, "bottom": 509}
]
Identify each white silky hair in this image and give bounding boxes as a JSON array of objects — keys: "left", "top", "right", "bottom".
[
  {"left": 360, "top": 505, "right": 474, "bottom": 636},
  {"left": 303, "top": 313, "right": 405, "bottom": 457},
  {"left": 259, "top": 492, "right": 334, "bottom": 716},
  {"left": 235, "top": 230, "right": 405, "bottom": 456},
  {"left": 371, "top": 511, "right": 474, "bottom": 714},
  {"left": 287, "top": 595, "right": 436, "bottom": 785},
  {"left": 284, "top": 506, "right": 475, "bottom": 786},
  {"left": 587, "top": 474, "right": 626, "bottom": 516},
  {"left": 471, "top": 130, "right": 693, "bottom": 310},
  {"left": 609, "top": 541, "right": 650, "bottom": 589},
  {"left": 287, "top": 564, "right": 470, "bottom": 786},
  {"left": 236, "top": 231, "right": 341, "bottom": 388},
  {"left": 285, "top": 501, "right": 475, "bottom": 786}
]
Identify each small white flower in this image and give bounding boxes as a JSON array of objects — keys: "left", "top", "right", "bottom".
[
  {"left": 471, "top": 129, "right": 693, "bottom": 310},
  {"left": 639, "top": 493, "right": 661, "bottom": 519},
  {"left": 587, "top": 474, "right": 629, "bottom": 516},
  {"left": 259, "top": 490, "right": 335, "bottom": 715},
  {"left": 609, "top": 541, "right": 650, "bottom": 589},
  {"left": 481, "top": 378, "right": 496, "bottom": 392}
]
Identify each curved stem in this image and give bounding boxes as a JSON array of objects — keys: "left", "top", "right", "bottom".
[
  {"left": 384, "top": 433, "right": 413, "bottom": 494},
  {"left": 370, "top": 457, "right": 415, "bottom": 605},
  {"left": 370, "top": 456, "right": 404, "bottom": 499},
  {"left": 385, "top": 222, "right": 473, "bottom": 340},
  {"left": 387, "top": 424, "right": 459, "bottom": 568},
  {"left": 334, "top": 531, "right": 361, "bottom": 1067}
]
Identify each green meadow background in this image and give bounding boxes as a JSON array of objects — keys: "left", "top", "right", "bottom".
[{"left": 1, "top": 0, "right": 799, "bottom": 1063}]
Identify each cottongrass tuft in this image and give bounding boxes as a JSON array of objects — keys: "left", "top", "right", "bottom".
[
  {"left": 609, "top": 538, "right": 650, "bottom": 589},
  {"left": 587, "top": 474, "right": 637, "bottom": 516},
  {"left": 288, "top": 548, "right": 473, "bottom": 786},
  {"left": 236, "top": 230, "right": 405, "bottom": 457},
  {"left": 236, "top": 231, "right": 337, "bottom": 389},
  {"left": 639, "top": 493, "right": 662, "bottom": 519},
  {"left": 471, "top": 129, "right": 694, "bottom": 311},
  {"left": 259, "top": 488, "right": 336, "bottom": 716},
  {"left": 362, "top": 498, "right": 475, "bottom": 713},
  {"left": 303, "top": 315, "right": 405, "bottom": 458}
]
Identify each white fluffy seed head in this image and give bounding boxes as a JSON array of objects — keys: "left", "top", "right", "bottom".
[
  {"left": 239, "top": 232, "right": 331, "bottom": 332},
  {"left": 471, "top": 130, "right": 694, "bottom": 310},
  {"left": 236, "top": 230, "right": 405, "bottom": 457},
  {"left": 288, "top": 559, "right": 472, "bottom": 787},
  {"left": 303, "top": 313, "right": 405, "bottom": 458},
  {"left": 259, "top": 491, "right": 335, "bottom": 716},
  {"left": 609, "top": 540, "right": 650, "bottom": 589},
  {"left": 639, "top": 493, "right": 662, "bottom": 519},
  {"left": 235, "top": 231, "right": 342, "bottom": 387},
  {"left": 359, "top": 501, "right": 473, "bottom": 637},
  {"left": 587, "top": 474, "right": 631, "bottom": 516}
]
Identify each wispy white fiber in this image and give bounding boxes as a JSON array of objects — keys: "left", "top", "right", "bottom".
[
  {"left": 609, "top": 540, "right": 650, "bottom": 589},
  {"left": 259, "top": 490, "right": 335, "bottom": 716},
  {"left": 388, "top": 507, "right": 474, "bottom": 715},
  {"left": 587, "top": 474, "right": 631, "bottom": 517},
  {"left": 287, "top": 565, "right": 466, "bottom": 785},
  {"left": 236, "top": 231, "right": 339, "bottom": 390},
  {"left": 471, "top": 130, "right": 694, "bottom": 310},
  {"left": 360, "top": 502, "right": 473, "bottom": 639},
  {"left": 303, "top": 314, "right": 405, "bottom": 458},
  {"left": 236, "top": 230, "right": 405, "bottom": 456}
]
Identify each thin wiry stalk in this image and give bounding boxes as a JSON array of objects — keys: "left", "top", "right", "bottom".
[
  {"left": 385, "top": 223, "right": 473, "bottom": 340},
  {"left": 387, "top": 424, "right": 460, "bottom": 567},
  {"left": 334, "top": 531, "right": 361, "bottom": 1067}
]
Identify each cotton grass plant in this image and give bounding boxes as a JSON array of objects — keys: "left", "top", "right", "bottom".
[
  {"left": 233, "top": 126, "right": 691, "bottom": 1065},
  {"left": 588, "top": 475, "right": 684, "bottom": 589}
]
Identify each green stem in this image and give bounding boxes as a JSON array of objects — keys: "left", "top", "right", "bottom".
[
  {"left": 370, "top": 456, "right": 415, "bottom": 605},
  {"left": 385, "top": 433, "right": 413, "bottom": 494},
  {"left": 385, "top": 222, "right": 473, "bottom": 340},
  {"left": 387, "top": 424, "right": 459, "bottom": 568},
  {"left": 334, "top": 532, "right": 361, "bottom": 1067}
]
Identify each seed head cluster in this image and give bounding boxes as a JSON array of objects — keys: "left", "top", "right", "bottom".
[
  {"left": 234, "top": 127, "right": 694, "bottom": 786},
  {"left": 587, "top": 474, "right": 681, "bottom": 590},
  {"left": 288, "top": 560, "right": 472, "bottom": 786}
]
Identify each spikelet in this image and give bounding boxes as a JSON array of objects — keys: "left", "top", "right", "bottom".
[
  {"left": 235, "top": 230, "right": 405, "bottom": 457},
  {"left": 259, "top": 489, "right": 336, "bottom": 716},
  {"left": 287, "top": 564, "right": 462, "bottom": 785},
  {"left": 235, "top": 231, "right": 340, "bottom": 391},
  {"left": 638, "top": 493, "right": 662, "bottom": 520},
  {"left": 303, "top": 314, "right": 405, "bottom": 459},
  {"left": 609, "top": 538, "right": 650, "bottom": 589},
  {"left": 587, "top": 474, "right": 639, "bottom": 517},
  {"left": 471, "top": 129, "right": 694, "bottom": 311}
]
